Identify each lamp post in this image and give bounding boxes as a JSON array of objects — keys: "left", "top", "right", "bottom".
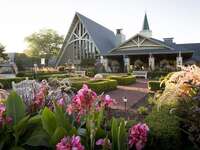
[{"left": 123, "top": 96, "right": 128, "bottom": 118}]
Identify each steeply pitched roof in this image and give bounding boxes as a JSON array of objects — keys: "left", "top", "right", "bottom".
[
  {"left": 76, "top": 12, "right": 116, "bottom": 54},
  {"left": 142, "top": 13, "right": 150, "bottom": 30}
]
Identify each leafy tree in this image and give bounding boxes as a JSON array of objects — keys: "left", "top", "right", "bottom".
[
  {"left": 0, "top": 43, "right": 8, "bottom": 62},
  {"left": 25, "top": 29, "right": 64, "bottom": 65}
]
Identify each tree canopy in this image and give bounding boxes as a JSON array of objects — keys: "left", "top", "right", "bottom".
[
  {"left": 25, "top": 29, "right": 64, "bottom": 63},
  {"left": 0, "top": 43, "right": 8, "bottom": 62}
]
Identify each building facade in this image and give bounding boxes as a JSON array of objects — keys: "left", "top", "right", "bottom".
[{"left": 56, "top": 12, "right": 200, "bottom": 72}]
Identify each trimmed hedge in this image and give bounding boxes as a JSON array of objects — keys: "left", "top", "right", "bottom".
[
  {"left": 0, "top": 77, "right": 27, "bottom": 89},
  {"left": 71, "top": 79, "right": 117, "bottom": 94},
  {"left": 108, "top": 75, "right": 136, "bottom": 85},
  {"left": 148, "top": 81, "right": 161, "bottom": 91},
  {"left": 0, "top": 74, "right": 69, "bottom": 89},
  {"left": 148, "top": 71, "right": 170, "bottom": 80},
  {"left": 16, "top": 71, "right": 67, "bottom": 77},
  {"left": 145, "top": 108, "right": 181, "bottom": 150}
]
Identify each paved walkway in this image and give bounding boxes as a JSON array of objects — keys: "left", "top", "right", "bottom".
[{"left": 106, "top": 79, "right": 149, "bottom": 111}]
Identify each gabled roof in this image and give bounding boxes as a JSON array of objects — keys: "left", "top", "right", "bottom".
[
  {"left": 76, "top": 12, "right": 116, "bottom": 54},
  {"left": 109, "top": 34, "right": 175, "bottom": 53}
]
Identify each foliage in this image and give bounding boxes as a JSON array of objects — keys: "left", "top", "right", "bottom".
[
  {"left": 145, "top": 108, "right": 181, "bottom": 150},
  {"left": 81, "top": 58, "right": 96, "bottom": 67},
  {"left": 0, "top": 78, "right": 151, "bottom": 150},
  {"left": 0, "top": 43, "right": 8, "bottom": 62},
  {"left": 0, "top": 77, "right": 27, "bottom": 89},
  {"left": 148, "top": 81, "right": 162, "bottom": 91},
  {"left": 71, "top": 79, "right": 117, "bottom": 94},
  {"left": 137, "top": 106, "right": 148, "bottom": 115},
  {"left": 25, "top": 29, "right": 64, "bottom": 64},
  {"left": 147, "top": 71, "right": 170, "bottom": 80},
  {"left": 86, "top": 68, "right": 97, "bottom": 77},
  {"left": 15, "top": 53, "right": 40, "bottom": 71},
  {"left": 108, "top": 75, "right": 136, "bottom": 85}
]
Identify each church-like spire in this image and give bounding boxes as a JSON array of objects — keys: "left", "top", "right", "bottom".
[
  {"left": 142, "top": 13, "right": 150, "bottom": 30},
  {"left": 140, "top": 13, "right": 152, "bottom": 37}
]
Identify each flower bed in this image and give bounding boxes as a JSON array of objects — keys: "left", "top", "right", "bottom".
[
  {"left": 0, "top": 81, "right": 150, "bottom": 150},
  {"left": 108, "top": 75, "right": 136, "bottom": 85},
  {"left": 71, "top": 79, "right": 117, "bottom": 94}
]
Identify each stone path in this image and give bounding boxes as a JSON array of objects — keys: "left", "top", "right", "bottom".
[{"left": 106, "top": 79, "right": 149, "bottom": 112}]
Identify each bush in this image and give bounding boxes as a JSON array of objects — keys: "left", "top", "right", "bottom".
[
  {"left": 0, "top": 77, "right": 27, "bottom": 89},
  {"left": 137, "top": 106, "right": 148, "bottom": 115},
  {"left": 108, "top": 75, "right": 136, "bottom": 85},
  {"left": 148, "top": 71, "right": 170, "bottom": 80},
  {"left": 71, "top": 79, "right": 117, "bottom": 94},
  {"left": 148, "top": 81, "right": 162, "bottom": 91},
  {"left": 86, "top": 68, "right": 96, "bottom": 77},
  {"left": 145, "top": 108, "right": 181, "bottom": 150}
]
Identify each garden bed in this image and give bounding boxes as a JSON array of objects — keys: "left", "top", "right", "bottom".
[{"left": 108, "top": 75, "right": 136, "bottom": 85}]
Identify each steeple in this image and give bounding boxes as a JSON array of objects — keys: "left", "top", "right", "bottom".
[
  {"left": 142, "top": 13, "right": 150, "bottom": 30},
  {"left": 140, "top": 13, "right": 152, "bottom": 37}
]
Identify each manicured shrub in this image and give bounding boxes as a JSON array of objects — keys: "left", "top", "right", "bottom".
[
  {"left": 86, "top": 68, "right": 96, "bottom": 77},
  {"left": 145, "top": 108, "right": 181, "bottom": 150},
  {"left": 0, "top": 77, "right": 27, "bottom": 89},
  {"left": 71, "top": 79, "right": 117, "bottom": 94},
  {"left": 147, "top": 71, "right": 170, "bottom": 80},
  {"left": 108, "top": 75, "right": 136, "bottom": 85},
  {"left": 148, "top": 81, "right": 161, "bottom": 91}
]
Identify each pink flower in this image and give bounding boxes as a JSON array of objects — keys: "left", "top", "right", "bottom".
[
  {"left": 96, "top": 138, "right": 111, "bottom": 149},
  {"left": 66, "top": 104, "right": 73, "bottom": 115},
  {"left": 66, "top": 84, "right": 97, "bottom": 121},
  {"left": 128, "top": 123, "right": 149, "bottom": 150},
  {"left": 56, "top": 135, "right": 84, "bottom": 150},
  {"left": 104, "top": 95, "right": 115, "bottom": 107},
  {"left": 96, "top": 139, "right": 104, "bottom": 145},
  {"left": 57, "top": 98, "right": 65, "bottom": 106}
]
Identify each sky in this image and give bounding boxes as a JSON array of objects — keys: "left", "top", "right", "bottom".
[{"left": 0, "top": 0, "right": 200, "bottom": 52}]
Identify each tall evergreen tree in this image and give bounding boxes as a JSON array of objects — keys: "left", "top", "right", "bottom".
[{"left": 0, "top": 43, "right": 8, "bottom": 62}]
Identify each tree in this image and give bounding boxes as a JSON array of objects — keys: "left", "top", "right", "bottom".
[
  {"left": 25, "top": 29, "right": 64, "bottom": 65},
  {"left": 0, "top": 43, "right": 8, "bottom": 62}
]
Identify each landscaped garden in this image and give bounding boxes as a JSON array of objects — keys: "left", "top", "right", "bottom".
[{"left": 0, "top": 65, "right": 199, "bottom": 150}]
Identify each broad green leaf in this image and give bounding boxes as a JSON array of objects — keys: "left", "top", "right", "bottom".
[
  {"left": 28, "top": 115, "right": 41, "bottom": 125},
  {"left": 78, "top": 128, "right": 87, "bottom": 137},
  {"left": 25, "top": 128, "right": 49, "bottom": 147},
  {"left": 14, "top": 115, "right": 30, "bottom": 144},
  {"left": 54, "top": 103, "right": 71, "bottom": 130},
  {"left": 69, "top": 127, "right": 77, "bottom": 136},
  {"left": 41, "top": 107, "right": 57, "bottom": 136},
  {"left": 118, "top": 119, "right": 126, "bottom": 150},
  {"left": 6, "top": 91, "right": 26, "bottom": 125},
  {"left": 50, "top": 127, "right": 67, "bottom": 145},
  {"left": 111, "top": 118, "right": 118, "bottom": 150}
]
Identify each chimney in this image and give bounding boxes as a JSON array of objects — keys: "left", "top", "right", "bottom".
[
  {"left": 163, "top": 38, "right": 174, "bottom": 45},
  {"left": 116, "top": 29, "right": 126, "bottom": 46}
]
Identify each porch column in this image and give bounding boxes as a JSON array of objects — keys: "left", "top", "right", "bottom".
[
  {"left": 101, "top": 56, "right": 109, "bottom": 72},
  {"left": 123, "top": 55, "right": 130, "bottom": 72},
  {"left": 149, "top": 53, "right": 155, "bottom": 70},
  {"left": 176, "top": 51, "right": 182, "bottom": 68}
]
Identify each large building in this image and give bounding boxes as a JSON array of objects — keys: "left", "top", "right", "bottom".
[{"left": 56, "top": 12, "right": 200, "bottom": 72}]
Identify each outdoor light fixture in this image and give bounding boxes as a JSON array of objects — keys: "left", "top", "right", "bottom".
[{"left": 123, "top": 96, "right": 128, "bottom": 111}]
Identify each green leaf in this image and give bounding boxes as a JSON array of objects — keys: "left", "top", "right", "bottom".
[
  {"left": 111, "top": 118, "right": 118, "bottom": 150},
  {"left": 41, "top": 107, "right": 57, "bottom": 136},
  {"left": 54, "top": 103, "right": 71, "bottom": 130},
  {"left": 10, "top": 146, "right": 25, "bottom": 150},
  {"left": 25, "top": 128, "right": 49, "bottom": 147},
  {"left": 118, "top": 119, "right": 126, "bottom": 150},
  {"left": 50, "top": 127, "right": 67, "bottom": 145},
  {"left": 28, "top": 115, "right": 41, "bottom": 125},
  {"left": 6, "top": 91, "right": 26, "bottom": 125},
  {"left": 13, "top": 115, "right": 30, "bottom": 144}
]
